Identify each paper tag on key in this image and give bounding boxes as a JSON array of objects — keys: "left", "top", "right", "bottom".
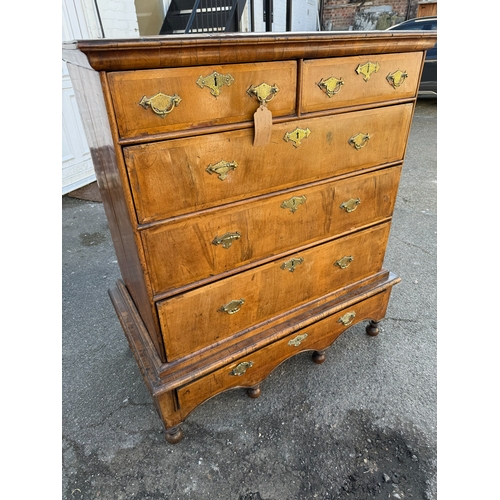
[{"left": 253, "top": 104, "right": 272, "bottom": 146}]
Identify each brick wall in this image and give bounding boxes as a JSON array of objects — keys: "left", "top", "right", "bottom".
[{"left": 322, "top": 0, "right": 419, "bottom": 31}]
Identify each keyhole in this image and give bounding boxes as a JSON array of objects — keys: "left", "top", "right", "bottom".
[
  {"left": 214, "top": 75, "right": 218, "bottom": 87},
  {"left": 296, "top": 131, "right": 299, "bottom": 139}
]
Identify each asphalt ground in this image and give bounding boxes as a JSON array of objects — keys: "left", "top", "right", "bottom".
[{"left": 61, "top": 99, "right": 437, "bottom": 499}]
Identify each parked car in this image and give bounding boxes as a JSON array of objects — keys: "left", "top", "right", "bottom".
[{"left": 387, "top": 16, "right": 437, "bottom": 97}]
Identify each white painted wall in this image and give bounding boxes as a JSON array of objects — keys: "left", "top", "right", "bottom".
[{"left": 62, "top": 0, "right": 140, "bottom": 195}]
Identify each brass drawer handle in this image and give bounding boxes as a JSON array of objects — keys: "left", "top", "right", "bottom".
[
  {"left": 355, "top": 61, "right": 380, "bottom": 82},
  {"left": 318, "top": 76, "right": 345, "bottom": 97},
  {"left": 220, "top": 299, "right": 245, "bottom": 315},
  {"left": 283, "top": 127, "right": 311, "bottom": 148},
  {"left": 196, "top": 71, "right": 234, "bottom": 97},
  {"left": 206, "top": 160, "right": 238, "bottom": 181},
  {"left": 230, "top": 361, "right": 254, "bottom": 376},
  {"left": 338, "top": 311, "right": 356, "bottom": 326},
  {"left": 335, "top": 256, "right": 354, "bottom": 269},
  {"left": 281, "top": 195, "right": 306, "bottom": 213},
  {"left": 139, "top": 92, "right": 181, "bottom": 118},
  {"left": 280, "top": 257, "right": 304, "bottom": 272},
  {"left": 212, "top": 232, "right": 241, "bottom": 249},
  {"left": 340, "top": 198, "right": 361, "bottom": 213},
  {"left": 348, "top": 133, "right": 371, "bottom": 150},
  {"left": 387, "top": 70, "right": 408, "bottom": 89},
  {"left": 288, "top": 333, "right": 308, "bottom": 347},
  {"left": 247, "top": 82, "right": 280, "bottom": 104}
]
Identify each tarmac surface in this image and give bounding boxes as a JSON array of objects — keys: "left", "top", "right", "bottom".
[{"left": 62, "top": 98, "right": 437, "bottom": 499}]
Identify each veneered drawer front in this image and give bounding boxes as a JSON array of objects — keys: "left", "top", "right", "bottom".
[
  {"left": 142, "top": 165, "right": 401, "bottom": 294},
  {"left": 125, "top": 103, "right": 413, "bottom": 223},
  {"left": 158, "top": 222, "right": 391, "bottom": 361},
  {"left": 301, "top": 52, "right": 424, "bottom": 113},
  {"left": 176, "top": 287, "right": 392, "bottom": 413},
  {"left": 108, "top": 61, "right": 297, "bottom": 139}
]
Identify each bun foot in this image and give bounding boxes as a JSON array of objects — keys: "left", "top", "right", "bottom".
[
  {"left": 312, "top": 350, "right": 326, "bottom": 364},
  {"left": 366, "top": 320, "right": 380, "bottom": 337},
  {"left": 247, "top": 385, "right": 261, "bottom": 398},
  {"left": 165, "top": 425, "right": 184, "bottom": 444}
]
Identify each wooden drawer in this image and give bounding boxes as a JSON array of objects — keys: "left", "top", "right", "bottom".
[
  {"left": 108, "top": 61, "right": 297, "bottom": 139},
  {"left": 125, "top": 103, "right": 413, "bottom": 223},
  {"left": 142, "top": 166, "right": 401, "bottom": 294},
  {"left": 158, "top": 222, "right": 391, "bottom": 361},
  {"left": 301, "top": 52, "right": 424, "bottom": 113},
  {"left": 176, "top": 287, "right": 393, "bottom": 415}
]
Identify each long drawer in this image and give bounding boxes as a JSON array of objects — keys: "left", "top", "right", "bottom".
[
  {"left": 142, "top": 166, "right": 401, "bottom": 295},
  {"left": 176, "top": 287, "right": 393, "bottom": 414},
  {"left": 125, "top": 103, "right": 413, "bottom": 223},
  {"left": 301, "top": 52, "right": 424, "bottom": 113},
  {"left": 107, "top": 61, "right": 297, "bottom": 139},
  {"left": 157, "top": 222, "right": 391, "bottom": 361}
]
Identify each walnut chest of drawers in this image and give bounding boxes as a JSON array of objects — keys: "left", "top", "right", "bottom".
[{"left": 63, "top": 31, "right": 436, "bottom": 443}]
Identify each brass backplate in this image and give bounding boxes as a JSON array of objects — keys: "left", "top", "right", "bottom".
[
  {"left": 139, "top": 92, "right": 181, "bottom": 118},
  {"left": 335, "top": 255, "right": 354, "bottom": 269},
  {"left": 340, "top": 198, "right": 361, "bottom": 213},
  {"left": 280, "top": 257, "right": 304, "bottom": 272},
  {"left": 196, "top": 71, "right": 234, "bottom": 97},
  {"left": 386, "top": 70, "right": 408, "bottom": 89},
  {"left": 230, "top": 361, "right": 254, "bottom": 376},
  {"left": 206, "top": 160, "right": 238, "bottom": 181},
  {"left": 338, "top": 311, "right": 356, "bottom": 326},
  {"left": 318, "top": 76, "right": 345, "bottom": 97},
  {"left": 348, "top": 133, "right": 371, "bottom": 150},
  {"left": 212, "top": 232, "right": 241, "bottom": 249},
  {"left": 283, "top": 127, "right": 311, "bottom": 148},
  {"left": 280, "top": 195, "right": 306, "bottom": 213},
  {"left": 220, "top": 299, "right": 245, "bottom": 315},
  {"left": 355, "top": 61, "right": 380, "bottom": 82},
  {"left": 247, "top": 82, "right": 280, "bottom": 104},
  {"left": 287, "top": 333, "right": 308, "bottom": 347}
]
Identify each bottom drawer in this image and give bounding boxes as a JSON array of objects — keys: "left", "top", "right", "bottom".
[{"left": 176, "top": 287, "right": 393, "bottom": 417}]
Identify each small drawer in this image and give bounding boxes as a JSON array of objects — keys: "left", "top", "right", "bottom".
[
  {"left": 301, "top": 52, "right": 424, "bottom": 113},
  {"left": 176, "top": 287, "right": 393, "bottom": 416},
  {"left": 142, "top": 165, "right": 401, "bottom": 295},
  {"left": 125, "top": 103, "right": 413, "bottom": 223},
  {"left": 158, "top": 222, "right": 391, "bottom": 361},
  {"left": 108, "top": 61, "right": 297, "bottom": 139}
]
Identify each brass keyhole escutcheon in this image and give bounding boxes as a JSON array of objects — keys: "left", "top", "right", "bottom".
[
  {"left": 348, "top": 133, "right": 371, "bottom": 150},
  {"left": 338, "top": 311, "right": 356, "bottom": 326},
  {"left": 280, "top": 257, "right": 304, "bottom": 272},
  {"left": 219, "top": 299, "right": 245, "bottom": 315},
  {"left": 206, "top": 160, "right": 238, "bottom": 181},
  {"left": 283, "top": 127, "right": 311, "bottom": 148},
  {"left": 139, "top": 92, "right": 181, "bottom": 118},
  {"left": 229, "top": 361, "right": 254, "bottom": 376},
  {"left": 355, "top": 61, "right": 380, "bottom": 82},
  {"left": 281, "top": 195, "right": 306, "bottom": 213},
  {"left": 247, "top": 82, "right": 280, "bottom": 104},
  {"left": 335, "top": 256, "right": 354, "bottom": 269},
  {"left": 387, "top": 70, "right": 408, "bottom": 89},
  {"left": 196, "top": 71, "right": 234, "bottom": 97},
  {"left": 212, "top": 232, "right": 241, "bottom": 249},
  {"left": 340, "top": 198, "right": 361, "bottom": 213},
  {"left": 288, "top": 333, "right": 308, "bottom": 347},
  {"left": 318, "top": 76, "right": 345, "bottom": 97}
]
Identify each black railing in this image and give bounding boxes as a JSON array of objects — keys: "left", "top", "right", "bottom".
[{"left": 160, "top": 0, "right": 247, "bottom": 35}]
